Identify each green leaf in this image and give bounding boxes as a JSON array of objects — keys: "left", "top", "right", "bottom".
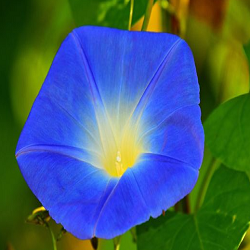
[
  {"left": 204, "top": 94, "right": 250, "bottom": 171},
  {"left": 137, "top": 166, "right": 250, "bottom": 250},
  {"left": 68, "top": 0, "right": 151, "bottom": 30}
]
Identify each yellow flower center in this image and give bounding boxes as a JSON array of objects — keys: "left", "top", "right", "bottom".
[
  {"left": 91, "top": 98, "right": 145, "bottom": 177},
  {"left": 101, "top": 126, "right": 143, "bottom": 177}
]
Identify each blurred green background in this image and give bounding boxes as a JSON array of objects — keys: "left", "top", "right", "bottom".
[{"left": 1, "top": 0, "right": 250, "bottom": 249}]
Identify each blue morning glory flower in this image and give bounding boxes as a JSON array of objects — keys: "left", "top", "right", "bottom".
[{"left": 15, "top": 26, "right": 204, "bottom": 239}]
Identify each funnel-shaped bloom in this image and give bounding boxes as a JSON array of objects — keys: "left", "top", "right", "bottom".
[{"left": 16, "top": 26, "right": 204, "bottom": 239}]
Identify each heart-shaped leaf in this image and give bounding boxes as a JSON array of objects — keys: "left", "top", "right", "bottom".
[
  {"left": 204, "top": 94, "right": 250, "bottom": 171},
  {"left": 137, "top": 166, "right": 250, "bottom": 250}
]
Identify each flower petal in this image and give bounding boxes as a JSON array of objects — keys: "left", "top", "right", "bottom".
[
  {"left": 73, "top": 26, "right": 181, "bottom": 131},
  {"left": 94, "top": 153, "right": 198, "bottom": 238},
  {"left": 142, "top": 105, "right": 204, "bottom": 169},
  {"left": 131, "top": 154, "right": 199, "bottom": 218},
  {"left": 16, "top": 30, "right": 111, "bottom": 169},
  {"left": 138, "top": 38, "right": 200, "bottom": 127},
  {"left": 16, "top": 150, "right": 118, "bottom": 239}
]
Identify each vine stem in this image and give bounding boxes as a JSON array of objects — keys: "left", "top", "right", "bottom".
[
  {"left": 130, "top": 227, "right": 137, "bottom": 243},
  {"left": 128, "top": 0, "right": 134, "bottom": 30},
  {"left": 195, "top": 157, "right": 221, "bottom": 212},
  {"left": 48, "top": 225, "right": 57, "bottom": 250},
  {"left": 141, "top": 0, "right": 154, "bottom": 31},
  {"left": 113, "top": 236, "right": 121, "bottom": 250}
]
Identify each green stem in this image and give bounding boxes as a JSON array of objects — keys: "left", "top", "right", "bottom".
[
  {"left": 195, "top": 157, "right": 221, "bottom": 212},
  {"left": 130, "top": 227, "right": 137, "bottom": 243},
  {"left": 141, "top": 0, "right": 154, "bottom": 31},
  {"left": 48, "top": 225, "right": 57, "bottom": 250},
  {"left": 128, "top": 0, "right": 134, "bottom": 30},
  {"left": 113, "top": 236, "right": 122, "bottom": 250}
]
